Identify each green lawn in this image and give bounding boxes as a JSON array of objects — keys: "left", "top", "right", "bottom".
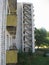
[{"left": 18, "top": 52, "right": 49, "bottom": 65}]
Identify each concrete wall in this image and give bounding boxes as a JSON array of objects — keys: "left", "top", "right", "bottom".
[
  {"left": 5, "top": 31, "right": 12, "bottom": 50},
  {"left": 16, "top": 3, "right": 22, "bottom": 51},
  {"left": 0, "top": 0, "right": 7, "bottom": 65}
]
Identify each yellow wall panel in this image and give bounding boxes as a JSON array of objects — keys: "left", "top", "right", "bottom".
[
  {"left": 7, "top": 15, "right": 17, "bottom": 26},
  {"left": 6, "top": 50, "right": 18, "bottom": 64}
]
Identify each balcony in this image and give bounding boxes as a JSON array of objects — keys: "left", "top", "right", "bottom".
[
  {"left": 8, "top": 0, "right": 17, "bottom": 13},
  {"left": 7, "top": 15, "right": 17, "bottom": 26}
]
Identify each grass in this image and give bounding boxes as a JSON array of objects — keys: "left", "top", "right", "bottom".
[{"left": 17, "top": 51, "right": 49, "bottom": 65}]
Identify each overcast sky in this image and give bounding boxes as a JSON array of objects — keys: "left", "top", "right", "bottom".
[{"left": 18, "top": 0, "right": 49, "bottom": 31}]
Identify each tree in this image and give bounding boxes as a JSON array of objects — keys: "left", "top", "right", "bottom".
[
  {"left": 35, "top": 28, "right": 47, "bottom": 48},
  {"left": 47, "top": 32, "right": 49, "bottom": 37}
]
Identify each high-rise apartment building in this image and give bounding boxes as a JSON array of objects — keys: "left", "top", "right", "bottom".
[
  {"left": 16, "top": 3, "right": 35, "bottom": 52},
  {"left": 22, "top": 3, "right": 35, "bottom": 52},
  {"left": 0, "top": 0, "right": 35, "bottom": 65}
]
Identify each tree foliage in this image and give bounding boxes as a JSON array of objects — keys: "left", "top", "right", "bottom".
[{"left": 35, "top": 28, "right": 47, "bottom": 47}]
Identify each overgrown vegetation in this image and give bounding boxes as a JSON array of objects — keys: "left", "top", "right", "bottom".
[{"left": 17, "top": 52, "right": 49, "bottom": 65}]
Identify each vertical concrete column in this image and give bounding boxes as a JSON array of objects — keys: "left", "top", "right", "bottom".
[
  {"left": 16, "top": 3, "right": 22, "bottom": 51},
  {"left": 0, "top": 0, "right": 7, "bottom": 65},
  {"left": 22, "top": 3, "right": 24, "bottom": 52},
  {"left": 0, "top": 0, "right": 4, "bottom": 65},
  {"left": 31, "top": 4, "right": 35, "bottom": 53}
]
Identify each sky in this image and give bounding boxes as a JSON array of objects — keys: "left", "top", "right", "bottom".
[{"left": 18, "top": 0, "right": 49, "bottom": 31}]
